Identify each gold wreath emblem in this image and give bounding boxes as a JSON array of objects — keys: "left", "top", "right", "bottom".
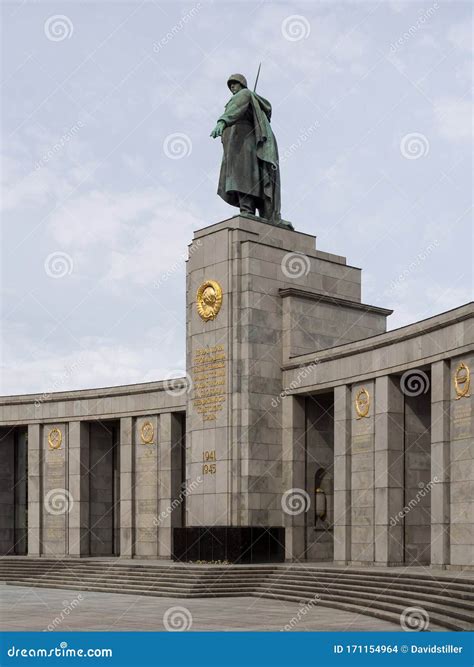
[
  {"left": 355, "top": 387, "right": 370, "bottom": 419},
  {"left": 454, "top": 362, "right": 471, "bottom": 400},
  {"left": 48, "top": 427, "right": 62, "bottom": 450},
  {"left": 196, "top": 280, "right": 223, "bottom": 321},
  {"left": 140, "top": 420, "right": 154, "bottom": 444}
]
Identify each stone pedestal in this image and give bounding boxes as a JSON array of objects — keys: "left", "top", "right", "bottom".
[{"left": 179, "top": 214, "right": 387, "bottom": 562}]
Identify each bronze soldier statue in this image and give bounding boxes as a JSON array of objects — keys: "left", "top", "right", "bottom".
[{"left": 210, "top": 74, "right": 292, "bottom": 229}]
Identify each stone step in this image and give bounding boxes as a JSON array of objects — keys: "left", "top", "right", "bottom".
[
  {"left": 5, "top": 580, "right": 246, "bottom": 598},
  {"left": 265, "top": 571, "right": 474, "bottom": 592},
  {"left": 257, "top": 583, "right": 473, "bottom": 624},
  {"left": 256, "top": 575, "right": 474, "bottom": 600},
  {"left": 256, "top": 592, "right": 466, "bottom": 632},
  {"left": 1, "top": 568, "right": 470, "bottom": 600},
  {"left": 258, "top": 580, "right": 474, "bottom": 607},
  {"left": 7, "top": 574, "right": 472, "bottom": 625},
  {"left": 0, "top": 561, "right": 468, "bottom": 591},
  {"left": 6, "top": 579, "right": 467, "bottom": 631}
]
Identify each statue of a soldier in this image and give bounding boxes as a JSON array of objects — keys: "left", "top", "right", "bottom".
[{"left": 210, "top": 73, "right": 292, "bottom": 229}]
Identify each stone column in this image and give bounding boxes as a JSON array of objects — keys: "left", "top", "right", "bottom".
[
  {"left": 27, "top": 424, "right": 41, "bottom": 556},
  {"left": 134, "top": 416, "right": 159, "bottom": 558},
  {"left": 157, "top": 412, "right": 183, "bottom": 558},
  {"left": 0, "top": 429, "right": 15, "bottom": 554},
  {"left": 68, "top": 421, "right": 90, "bottom": 557},
  {"left": 333, "top": 385, "right": 351, "bottom": 564},
  {"left": 374, "top": 376, "right": 404, "bottom": 565},
  {"left": 281, "top": 394, "right": 306, "bottom": 561},
  {"left": 449, "top": 354, "right": 473, "bottom": 567},
  {"left": 351, "top": 381, "right": 375, "bottom": 563},
  {"left": 431, "top": 360, "right": 451, "bottom": 567},
  {"left": 42, "top": 423, "right": 68, "bottom": 556},
  {"left": 119, "top": 417, "right": 134, "bottom": 558}
]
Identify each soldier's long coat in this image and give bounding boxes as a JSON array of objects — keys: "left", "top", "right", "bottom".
[{"left": 217, "top": 88, "right": 281, "bottom": 222}]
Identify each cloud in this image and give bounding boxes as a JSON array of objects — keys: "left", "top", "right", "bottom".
[
  {"left": 47, "top": 186, "right": 205, "bottom": 286},
  {"left": 447, "top": 22, "right": 473, "bottom": 53},
  {"left": 434, "top": 96, "right": 473, "bottom": 141},
  {"left": 0, "top": 328, "right": 186, "bottom": 395}
]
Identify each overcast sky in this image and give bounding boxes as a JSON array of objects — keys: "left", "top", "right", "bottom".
[{"left": 1, "top": 0, "right": 472, "bottom": 395}]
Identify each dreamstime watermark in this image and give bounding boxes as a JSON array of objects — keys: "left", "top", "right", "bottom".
[
  {"left": 34, "top": 121, "right": 84, "bottom": 171},
  {"left": 153, "top": 239, "right": 202, "bottom": 290},
  {"left": 400, "top": 133, "right": 430, "bottom": 160},
  {"left": 400, "top": 606, "right": 430, "bottom": 631},
  {"left": 387, "top": 240, "right": 439, "bottom": 293},
  {"left": 281, "top": 488, "right": 311, "bottom": 516},
  {"left": 281, "top": 594, "right": 321, "bottom": 630},
  {"left": 163, "top": 132, "right": 192, "bottom": 159},
  {"left": 7, "top": 643, "right": 112, "bottom": 659},
  {"left": 400, "top": 369, "right": 430, "bottom": 396},
  {"left": 154, "top": 476, "right": 203, "bottom": 526},
  {"left": 279, "top": 121, "right": 321, "bottom": 166},
  {"left": 271, "top": 361, "right": 319, "bottom": 408},
  {"left": 390, "top": 477, "right": 438, "bottom": 527},
  {"left": 44, "top": 15, "right": 74, "bottom": 41},
  {"left": 34, "top": 357, "right": 85, "bottom": 408},
  {"left": 44, "top": 251, "right": 74, "bottom": 278},
  {"left": 389, "top": 3, "right": 439, "bottom": 54},
  {"left": 163, "top": 606, "right": 193, "bottom": 631},
  {"left": 281, "top": 15, "right": 311, "bottom": 42},
  {"left": 44, "top": 594, "right": 84, "bottom": 631},
  {"left": 163, "top": 371, "right": 192, "bottom": 397},
  {"left": 153, "top": 4, "right": 202, "bottom": 53},
  {"left": 281, "top": 251, "right": 311, "bottom": 279},
  {"left": 44, "top": 488, "right": 73, "bottom": 516}
]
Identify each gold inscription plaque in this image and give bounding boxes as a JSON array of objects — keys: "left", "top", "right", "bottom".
[
  {"left": 48, "top": 427, "right": 62, "bottom": 450},
  {"left": 454, "top": 362, "right": 471, "bottom": 400},
  {"left": 140, "top": 420, "right": 154, "bottom": 444},
  {"left": 192, "top": 345, "right": 226, "bottom": 421},
  {"left": 355, "top": 387, "right": 370, "bottom": 419},
  {"left": 196, "top": 280, "right": 223, "bottom": 321},
  {"left": 202, "top": 450, "right": 217, "bottom": 475}
]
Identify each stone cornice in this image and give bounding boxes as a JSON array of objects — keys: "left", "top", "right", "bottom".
[
  {"left": 279, "top": 286, "right": 392, "bottom": 315},
  {"left": 283, "top": 302, "right": 474, "bottom": 370}
]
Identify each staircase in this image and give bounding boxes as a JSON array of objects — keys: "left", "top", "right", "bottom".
[{"left": 0, "top": 558, "right": 472, "bottom": 631}]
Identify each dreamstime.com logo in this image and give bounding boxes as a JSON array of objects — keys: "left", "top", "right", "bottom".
[
  {"left": 163, "top": 371, "right": 192, "bottom": 397},
  {"left": 163, "top": 606, "right": 193, "bottom": 631},
  {"left": 44, "top": 488, "right": 73, "bottom": 516},
  {"left": 281, "top": 594, "right": 321, "bottom": 630},
  {"left": 400, "top": 133, "right": 430, "bottom": 160},
  {"left": 281, "top": 251, "right": 311, "bottom": 279},
  {"left": 281, "top": 488, "right": 311, "bottom": 516},
  {"left": 153, "top": 4, "right": 202, "bottom": 53},
  {"left": 390, "top": 477, "right": 438, "bottom": 527},
  {"left": 154, "top": 476, "right": 203, "bottom": 526},
  {"left": 400, "top": 606, "right": 430, "bottom": 631},
  {"left": 281, "top": 15, "right": 311, "bottom": 41},
  {"left": 7, "top": 642, "right": 112, "bottom": 658},
  {"left": 44, "top": 15, "right": 74, "bottom": 41},
  {"left": 44, "top": 594, "right": 84, "bottom": 631},
  {"left": 400, "top": 369, "right": 430, "bottom": 396},
  {"left": 272, "top": 361, "right": 319, "bottom": 408},
  {"left": 44, "top": 251, "right": 74, "bottom": 279},
  {"left": 163, "top": 133, "right": 192, "bottom": 159}
]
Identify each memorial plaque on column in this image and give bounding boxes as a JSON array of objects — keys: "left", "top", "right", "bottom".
[{"left": 42, "top": 424, "right": 68, "bottom": 556}]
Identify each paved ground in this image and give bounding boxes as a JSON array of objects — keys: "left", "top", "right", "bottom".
[{"left": 0, "top": 585, "right": 403, "bottom": 632}]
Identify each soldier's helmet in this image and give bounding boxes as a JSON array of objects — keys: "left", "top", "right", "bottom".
[{"left": 227, "top": 74, "right": 247, "bottom": 90}]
